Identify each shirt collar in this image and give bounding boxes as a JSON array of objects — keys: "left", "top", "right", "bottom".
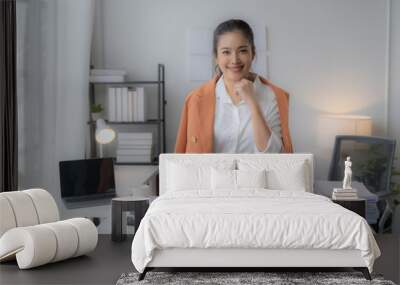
[
  {"left": 253, "top": 75, "right": 262, "bottom": 93},
  {"left": 216, "top": 75, "right": 233, "bottom": 104}
]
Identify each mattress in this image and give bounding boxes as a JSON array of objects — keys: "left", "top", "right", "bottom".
[{"left": 131, "top": 190, "right": 380, "bottom": 273}]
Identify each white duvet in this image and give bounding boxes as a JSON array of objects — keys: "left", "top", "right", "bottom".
[{"left": 131, "top": 190, "right": 380, "bottom": 273}]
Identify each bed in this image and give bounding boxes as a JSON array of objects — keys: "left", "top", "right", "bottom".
[{"left": 131, "top": 154, "right": 380, "bottom": 280}]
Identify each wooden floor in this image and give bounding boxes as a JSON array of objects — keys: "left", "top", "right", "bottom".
[{"left": 0, "top": 234, "right": 399, "bottom": 285}]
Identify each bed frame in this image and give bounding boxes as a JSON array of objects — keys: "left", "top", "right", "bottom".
[
  {"left": 139, "top": 248, "right": 371, "bottom": 280},
  {"left": 138, "top": 154, "right": 372, "bottom": 281}
]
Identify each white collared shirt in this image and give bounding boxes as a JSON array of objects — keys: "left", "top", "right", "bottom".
[{"left": 213, "top": 75, "right": 282, "bottom": 153}]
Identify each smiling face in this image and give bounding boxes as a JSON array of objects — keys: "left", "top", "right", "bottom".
[{"left": 215, "top": 31, "right": 254, "bottom": 82}]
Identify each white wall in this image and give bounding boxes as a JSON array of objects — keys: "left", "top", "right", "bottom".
[
  {"left": 93, "top": 0, "right": 390, "bottom": 179},
  {"left": 16, "top": 0, "right": 112, "bottom": 232},
  {"left": 18, "top": 0, "right": 399, "bottom": 234},
  {"left": 17, "top": 0, "right": 161, "bottom": 234},
  {"left": 388, "top": 0, "right": 400, "bottom": 190},
  {"left": 389, "top": 0, "right": 400, "bottom": 156},
  {"left": 53, "top": 0, "right": 102, "bottom": 228}
]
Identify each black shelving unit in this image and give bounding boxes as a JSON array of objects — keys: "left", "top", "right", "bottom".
[{"left": 88, "top": 64, "right": 166, "bottom": 165}]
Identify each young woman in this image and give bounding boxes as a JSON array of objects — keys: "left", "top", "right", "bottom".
[{"left": 175, "top": 19, "right": 293, "bottom": 153}]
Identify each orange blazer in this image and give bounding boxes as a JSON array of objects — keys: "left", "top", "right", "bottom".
[{"left": 175, "top": 75, "right": 293, "bottom": 153}]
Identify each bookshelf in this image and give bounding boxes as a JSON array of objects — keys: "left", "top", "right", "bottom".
[{"left": 88, "top": 64, "right": 166, "bottom": 165}]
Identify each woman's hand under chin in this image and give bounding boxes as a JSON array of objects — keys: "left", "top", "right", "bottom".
[{"left": 233, "top": 75, "right": 257, "bottom": 106}]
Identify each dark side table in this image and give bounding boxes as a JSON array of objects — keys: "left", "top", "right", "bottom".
[
  {"left": 333, "top": 198, "right": 366, "bottom": 218},
  {"left": 111, "top": 196, "right": 154, "bottom": 242},
  {"left": 314, "top": 181, "right": 376, "bottom": 224}
]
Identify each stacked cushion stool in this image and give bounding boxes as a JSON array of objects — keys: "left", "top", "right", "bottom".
[{"left": 0, "top": 188, "right": 98, "bottom": 269}]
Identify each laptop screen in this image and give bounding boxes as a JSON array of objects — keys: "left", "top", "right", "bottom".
[{"left": 59, "top": 158, "right": 115, "bottom": 199}]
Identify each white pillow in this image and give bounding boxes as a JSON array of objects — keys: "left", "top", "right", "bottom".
[
  {"left": 237, "top": 169, "right": 267, "bottom": 189},
  {"left": 168, "top": 162, "right": 210, "bottom": 191},
  {"left": 167, "top": 159, "right": 235, "bottom": 192},
  {"left": 211, "top": 169, "right": 267, "bottom": 190},
  {"left": 266, "top": 162, "right": 307, "bottom": 191},
  {"left": 211, "top": 168, "right": 236, "bottom": 190},
  {"left": 238, "top": 159, "right": 309, "bottom": 192}
]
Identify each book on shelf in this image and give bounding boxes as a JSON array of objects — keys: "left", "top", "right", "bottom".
[
  {"left": 119, "top": 142, "right": 153, "bottom": 148},
  {"left": 90, "top": 69, "right": 127, "bottom": 83},
  {"left": 332, "top": 195, "right": 359, "bottom": 200},
  {"left": 116, "top": 88, "right": 122, "bottom": 122},
  {"left": 116, "top": 132, "right": 154, "bottom": 163},
  {"left": 332, "top": 196, "right": 360, "bottom": 201},
  {"left": 106, "top": 87, "right": 147, "bottom": 122},
  {"left": 118, "top": 132, "right": 152, "bottom": 139},
  {"left": 333, "top": 188, "right": 358, "bottom": 193},
  {"left": 108, "top": 87, "right": 116, "bottom": 121},
  {"left": 133, "top": 89, "right": 138, "bottom": 122},
  {"left": 90, "top": 69, "right": 127, "bottom": 76},
  {"left": 116, "top": 155, "right": 153, "bottom": 163},
  {"left": 332, "top": 188, "right": 359, "bottom": 200},
  {"left": 118, "top": 133, "right": 153, "bottom": 146},
  {"left": 136, "top": 87, "right": 147, "bottom": 122},
  {"left": 117, "top": 148, "right": 153, "bottom": 156},
  {"left": 127, "top": 90, "right": 133, "bottom": 122},
  {"left": 332, "top": 192, "right": 358, "bottom": 197},
  {"left": 116, "top": 144, "right": 153, "bottom": 149},
  {"left": 90, "top": 75, "right": 125, "bottom": 83},
  {"left": 118, "top": 136, "right": 153, "bottom": 143},
  {"left": 121, "top": 87, "right": 129, "bottom": 122}
]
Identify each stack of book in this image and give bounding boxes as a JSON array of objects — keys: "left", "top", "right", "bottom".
[
  {"left": 116, "top": 132, "right": 153, "bottom": 163},
  {"left": 332, "top": 188, "right": 359, "bottom": 200},
  {"left": 89, "top": 69, "right": 126, "bottom": 82},
  {"left": 108, "top": 87, "right": 147, "bottom": 122}
]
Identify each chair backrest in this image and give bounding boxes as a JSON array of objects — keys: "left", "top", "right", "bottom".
[
  {"left": 328, "top": 135, "right": 396, "bottom": 194},
  {"left": 0, "top": 188, "right": 59, "bottom": 237},
  {"left": 159, "top": 153, "right": 314, "bottom": 195}
]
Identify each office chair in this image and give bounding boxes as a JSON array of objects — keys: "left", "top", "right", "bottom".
[{"left": 328, "top": 135, "right": 397, "bottom": 233}]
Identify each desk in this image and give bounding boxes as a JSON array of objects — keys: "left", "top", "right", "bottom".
[{"left": 314, "top": 180, "right": 379, "bottom": 224}]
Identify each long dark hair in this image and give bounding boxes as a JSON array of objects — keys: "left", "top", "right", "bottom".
[{"left": 213, "top": 19, "right": 256, "bottom": 75}]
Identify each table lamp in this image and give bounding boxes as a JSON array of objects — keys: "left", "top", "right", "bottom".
[
  {"left": 319, "top": 115, "right": 372, "bottom": 136},
  {"left": 95, "top": 118, "right": 116, "bottom": 157},
  {"left": 318, "top": 114, "right": 372, "bottom": 147},
  {"left": 316, "top": 114, "right": 372, "bottom": 179}
]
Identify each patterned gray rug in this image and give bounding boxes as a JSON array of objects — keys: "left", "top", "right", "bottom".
[{"left": 116, "top": 271, "right": 396, "bottom": 285}]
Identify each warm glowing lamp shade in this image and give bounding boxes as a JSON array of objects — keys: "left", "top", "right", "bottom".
[
  {"left": 317, "top": 114, "right": 372, "bottom": 159},
  {"left": 95, "top": 119, "right": 115, "bottom": 157},
  {"left": 316, "top": 114, "right": 373, "bottom": 179},
  {"left": 319, "top": 115, "right": 372, "bottom": 137},
  {"left": 95, "top": 119, "right": 116, "bottom": 144}
]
